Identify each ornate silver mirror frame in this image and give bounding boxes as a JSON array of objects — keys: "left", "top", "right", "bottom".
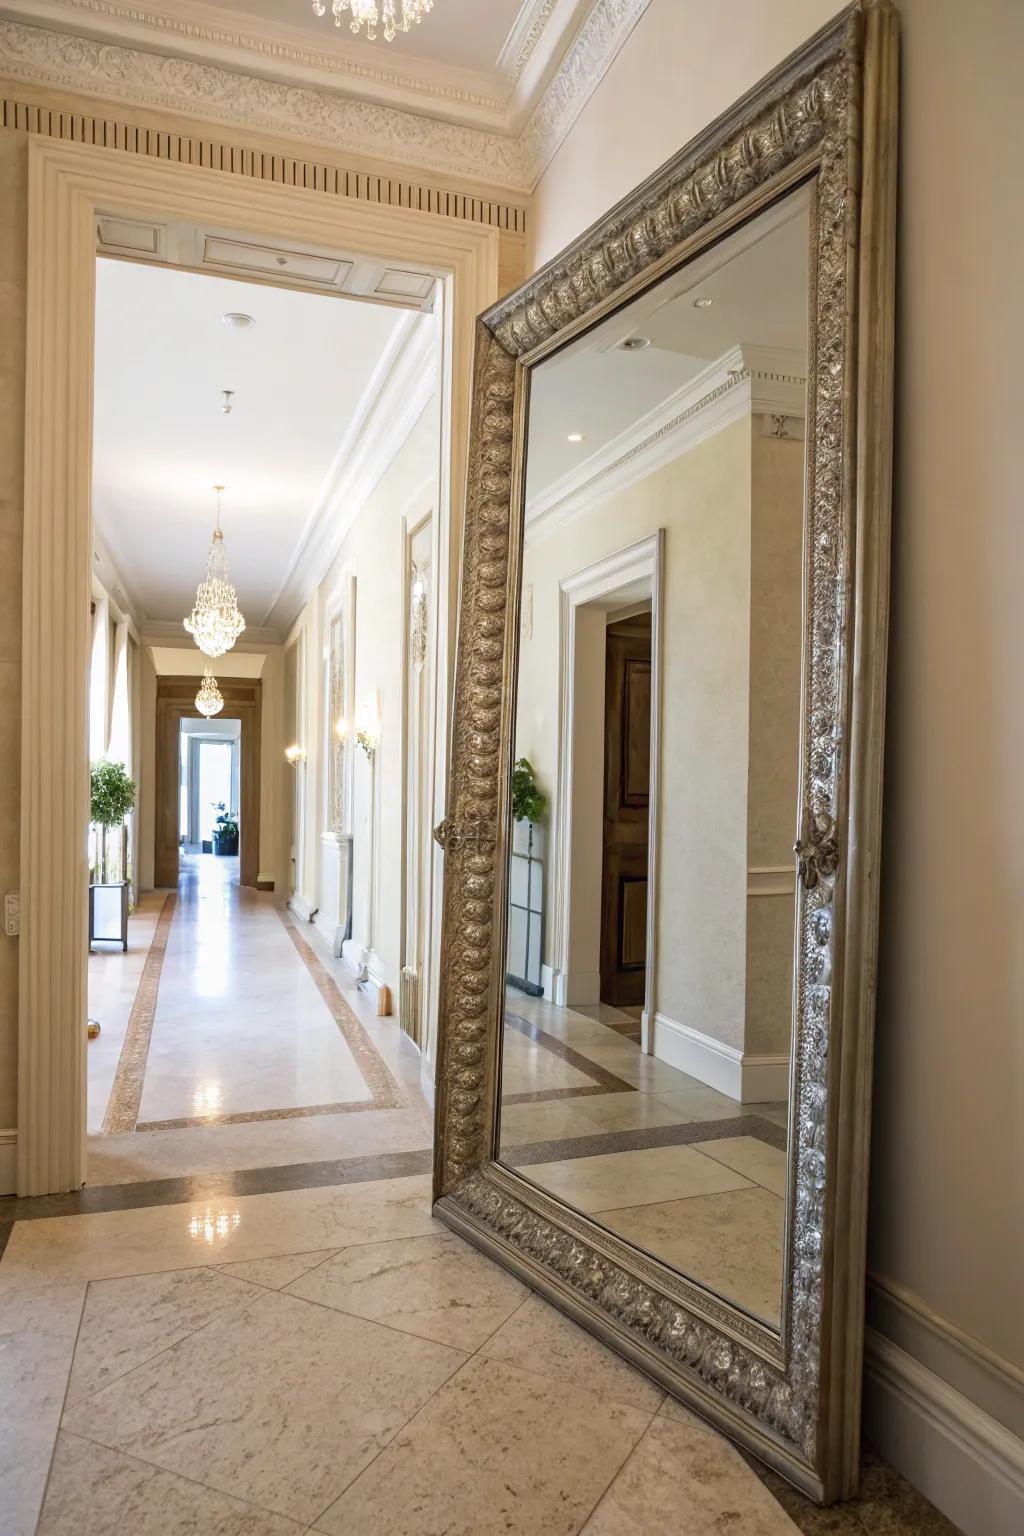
[{"left": 432, "top": 1, "right": 898, "bottom": 1504}]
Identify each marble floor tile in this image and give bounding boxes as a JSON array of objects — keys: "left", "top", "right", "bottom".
[
  {"left": 316, "top": 1354, "right": 652, "bottom": 1536},
  {"left": 38, "top": 1431, "right": 305, "bottom": 1535},
  {"left": 581, "top": 1412, "right": 799, "bottom": 1534},
  {"left": 216, "top": 1249, "right": 338, "bottom": 1290},
  {"left": 693, "top": 1134, "right": 789, "bottom": 1195},
  {"left": 65, "top": 1266, "right": 263, "bottom": 1406},
  {"left": 285, "top": 1231, "right": 529, "bottom": 1351},
  {"left": 524, "top": 1144, "right": 752, "bottom": 1213},
  {"left": 595, "top": 1186, "right": 785, "bottom": 1326},
  {"left": 87, "top": 1104, "right": 431, "bottom": 1187},
  {"left": 1, "top": 1174, "right": 436, "bottom": 1283},
  {"left": 653, "top": 1084, "right": 749, "bottom": 1121},
  {"left": 61, "top": 1287, "right": 467, "bottom": 1526},
  {"left": 478, "top": 1293, "right": 664, "bottom": 1413},
  {"left": 500, "top": 1029, "right": 596, "bottom": 1093},
  {"left": 498, "top": 1098, "right": 611, "bottom": 1146},
  {"left": 572, "top": 1091, "right": 687, "bottom": 1134}
]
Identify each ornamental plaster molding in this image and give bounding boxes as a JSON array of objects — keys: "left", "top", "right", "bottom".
[{"left": 0, "top": 0, "right": 652, "bottom": 192}]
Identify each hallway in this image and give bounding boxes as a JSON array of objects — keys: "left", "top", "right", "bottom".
[{"left": 86, "top": 857, "right": 432, "bottom": 1188}]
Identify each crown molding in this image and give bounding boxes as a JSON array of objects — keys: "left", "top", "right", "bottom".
[
  {"left": 525, "top": 344, "right": 807, "bottom": 546},
  {"left": 0, "top": 0, "right": 652, "bottom": 191},
  {"left": 263, "top": 308, "right": 438, "bottom": 634}
]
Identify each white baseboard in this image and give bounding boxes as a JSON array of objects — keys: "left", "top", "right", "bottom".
[
  {"left": 314, "top": 909, "right": 345, "bottom": 958},
  {"left": 341, "top": 937, "right": 368, "bottom": 979},
  {"left": 0, "top": 1128, "right": 16, "bottom": 1196},
  {"left": 864, "top": 1329, "right": 1024, "bottom": 1536},
  {"left": 287, "top": 894, "right": 316, "bottom": 923},
  {"left": 650, "top": 1012, "right": 788, "bottom": 1102}
]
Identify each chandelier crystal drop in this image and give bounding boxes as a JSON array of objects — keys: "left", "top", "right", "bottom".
[
  {"left": 183, "top": 485, "right": 246, "bottom": 659},
  {"left": 311, "top": 0, "right": 433, "bottom": 44},
  {"left": 195, "top": 668, "right": 224, "bottom": 719}
]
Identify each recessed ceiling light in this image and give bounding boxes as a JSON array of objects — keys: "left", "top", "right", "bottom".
[
  {"left": 619, "top": 335, "right": 651, "bottom": 351},
  {"left": 223, "top": 312, "right": 255, "bottom": 328},
  {"left": 567, "top": 432, "right": 584, "bottom": 443},
  {"left": 692, "top": 296, "right": 714, "bottom": 309}
]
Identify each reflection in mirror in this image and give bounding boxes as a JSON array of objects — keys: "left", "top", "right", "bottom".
[{"left": 499, "top": 186, "right": 809, "bottom": 1330}]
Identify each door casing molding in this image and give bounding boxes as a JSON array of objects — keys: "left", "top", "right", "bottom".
[
  {"left": 551, "top": 531, "right": 663, "bottom": 1051},
  {"left": 18, "top": 136, "right": 499, "bottom": 1195}
]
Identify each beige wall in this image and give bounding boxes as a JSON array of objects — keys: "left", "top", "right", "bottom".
[
  {"left": 528, "top": 0, "right": 1024, "bottom": 1477},
  {"left": 518, "top": 417, "right": 753, "bottom": 1049}
]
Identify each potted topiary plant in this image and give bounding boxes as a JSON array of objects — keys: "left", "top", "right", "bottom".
[
  {"left": 508, "top": 758, "right": 547, "bottom": 996},
  {"left": 89, "top": 759, "right": 136, "bottom": 950},
  {"left": 212, "top": 803, "right": 240, "bottom": 857}
]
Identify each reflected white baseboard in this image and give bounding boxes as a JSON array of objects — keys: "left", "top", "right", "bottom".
[
  {"left": 314, "top": 910, "right": 346, "bottom": 958},
  {"left": 341, "top": 937, "right": 369, "bottom": 979},
  {"left": 0, "top": 1128, "right": 15, "bottom": 1195},
  {"left": 650, "top": 1012, "right": 788, "bottom": 1103},
  {"left": 287, "top": 894, "right": 316, "bottom": 924},
  {"left": 543, "top": 967, "right": 601, "bottom": 1007},
  {"left": 864, "top": 1330, "right": 1024, "bottom": 1536}
]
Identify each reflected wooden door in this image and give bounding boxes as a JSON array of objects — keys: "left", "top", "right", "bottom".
[{"left": 600, "top": 614, "right": 651, "bottom": 1006}]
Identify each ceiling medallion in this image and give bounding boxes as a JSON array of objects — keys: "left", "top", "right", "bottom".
[
  {"left": 195, "top": 668, "right": 224, "bottom": 718},
  {"left": 183, "top": 485, "right": 246, "bottom": 658},
  {"left": 311, "top": 0, "right": 434, "bottom": 44}
]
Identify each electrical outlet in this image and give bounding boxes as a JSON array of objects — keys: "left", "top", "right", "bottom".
[{"left": 4, "top": 893, "right": 20, "bottom": 937}]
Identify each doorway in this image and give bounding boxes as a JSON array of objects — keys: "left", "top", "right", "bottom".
[{"left": 180, "top": 719, "right": 240, "bottom": 855}]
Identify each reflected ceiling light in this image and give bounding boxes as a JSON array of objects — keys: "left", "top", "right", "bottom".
[
  {"left": 619, "top": 335, "right": 651, "bottom": 351},
  {"left": 183, "top": 485, "right": 246, "bottom": 658},
  {"left": 195, "top": 667, "right": 224, "bottom": 719},
  {"left": 312, "top": 0, "right": 434, "bottom": 43},
  {"left": 567, "top": 432, "right": 584, "bottom": 443},
  {"left": 222, "top": 312, "right": 255, "bottom": 328},
  {"left": 692, "top": 296, "right": 714, "bottom": 309}
]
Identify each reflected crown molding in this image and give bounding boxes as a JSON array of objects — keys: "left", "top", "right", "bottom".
[
  {"left": 0, "top": 0, "right": 651, "bottom": 191},
  {"left": 525, "top": 343, "right": 807, "bottom": 547}
]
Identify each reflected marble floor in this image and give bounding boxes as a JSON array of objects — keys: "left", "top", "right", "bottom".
[
  {"left": 86, "top": 856, "right": 432, "bottom": 1185},
  {"left": 498, "top": 992, "right": 789, "bottom": 1327}
]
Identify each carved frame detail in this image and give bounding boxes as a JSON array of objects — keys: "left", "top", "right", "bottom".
[{"left": 432, "top": 2, "right": 898, "bottom": 1504}]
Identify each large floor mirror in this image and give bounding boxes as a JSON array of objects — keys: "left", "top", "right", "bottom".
[{"left": 434, "top": 1, "right": 898, "bottom": 1504}]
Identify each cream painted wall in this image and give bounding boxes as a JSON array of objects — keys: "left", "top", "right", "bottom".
[
  {"left": 527, "top": 0, "right": 1024, "bottom": 1503},
  {"left": 0, "top": 129, "right": 25, "bottom": 1137},
  {"left": 289, "top": 396, "right": 440, "bottom": 1002}
]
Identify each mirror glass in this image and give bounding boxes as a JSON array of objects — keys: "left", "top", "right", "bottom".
[{"left": 498, "top": 186, "right": 809, "bottom": 1330}]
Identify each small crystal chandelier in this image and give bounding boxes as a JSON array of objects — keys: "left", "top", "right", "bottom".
[
  {"left": 183, "top": 485, "right": 246, "bottom": 658},
  {"left": 312, "top": 0, "right": 433, "bottom": 43},
  {"left": 195, "top": 667, "right": 224, "bottom": 718}
]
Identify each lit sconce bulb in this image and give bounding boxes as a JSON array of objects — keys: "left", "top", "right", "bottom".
[
  {"left": 356, "top": 699, "right": 381, "bottom": 758},
  {"left": 285, "top": 744, "right": 305, "bottom": 765},
  {"left": 411, "top": 577, "right": 426, "bottom": 599},
  {"left": 335, "top": 717, "right": 348, "bottom": 741}
]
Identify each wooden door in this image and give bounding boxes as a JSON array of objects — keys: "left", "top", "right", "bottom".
[{"left": 600, "top": 614, "right": 652, "bottom": 1006}]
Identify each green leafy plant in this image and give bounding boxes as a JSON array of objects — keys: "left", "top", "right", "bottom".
[
  {"left": 511, "top": 757, "right": 547, "bottom": 825},
  {"left": 90, "top": 759, "right": 136, "bottom": 829}
]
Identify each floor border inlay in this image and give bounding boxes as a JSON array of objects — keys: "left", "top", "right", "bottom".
[
  {"left": 100, "top": 892, "right": 176, "bottom": 1136},
  {"left": 501, "top": 1112, "right": 787, "bottom": 1171}
]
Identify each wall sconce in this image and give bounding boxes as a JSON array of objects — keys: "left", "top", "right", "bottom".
[
  {"left": 335, "top": 717, "right": 348, "bottom": 742},
  {"left": 356, "top": 700, "right": 380, "bottom": 759},
  {"left": 285, "top": 744, "right": 306, "bottom": 765}
]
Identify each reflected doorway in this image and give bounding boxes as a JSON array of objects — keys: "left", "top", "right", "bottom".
[{"left": 179, "top": 718, "right": 240, "bottom": 854}]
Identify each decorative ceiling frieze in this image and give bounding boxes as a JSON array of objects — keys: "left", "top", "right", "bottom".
[{"left": 0, "top": 0, "right": 652, "bottom": 191}]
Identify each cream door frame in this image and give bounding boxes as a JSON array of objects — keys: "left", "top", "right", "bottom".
[{"left": 19, "top": 136, "right": 499, "bottom": 1196}]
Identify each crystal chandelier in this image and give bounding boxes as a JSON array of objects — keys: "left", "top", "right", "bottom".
[
  {"left": 195, "top": 668, "right": 224, "bottom": 719},
  {"left": 312, "top": 0, "right": 433, "bottom": 43},
  {"left": 183, "top": 485, "right": 246, "bottom": 658}
]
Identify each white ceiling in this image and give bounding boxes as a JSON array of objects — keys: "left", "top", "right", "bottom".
[
  {"left": 92, "top": 257, "right": 417, "bottom": 628},
  {"left": 525, "top": 190, "right": 810, "bottom": 500}
]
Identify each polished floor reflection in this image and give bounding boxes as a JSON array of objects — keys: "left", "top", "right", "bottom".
[
  {"left": 499, "top": 993, "right": 788, "bottom": 1326},
  {"left": 86, "top": 856, "right": 432, "bottom": 1187}
]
